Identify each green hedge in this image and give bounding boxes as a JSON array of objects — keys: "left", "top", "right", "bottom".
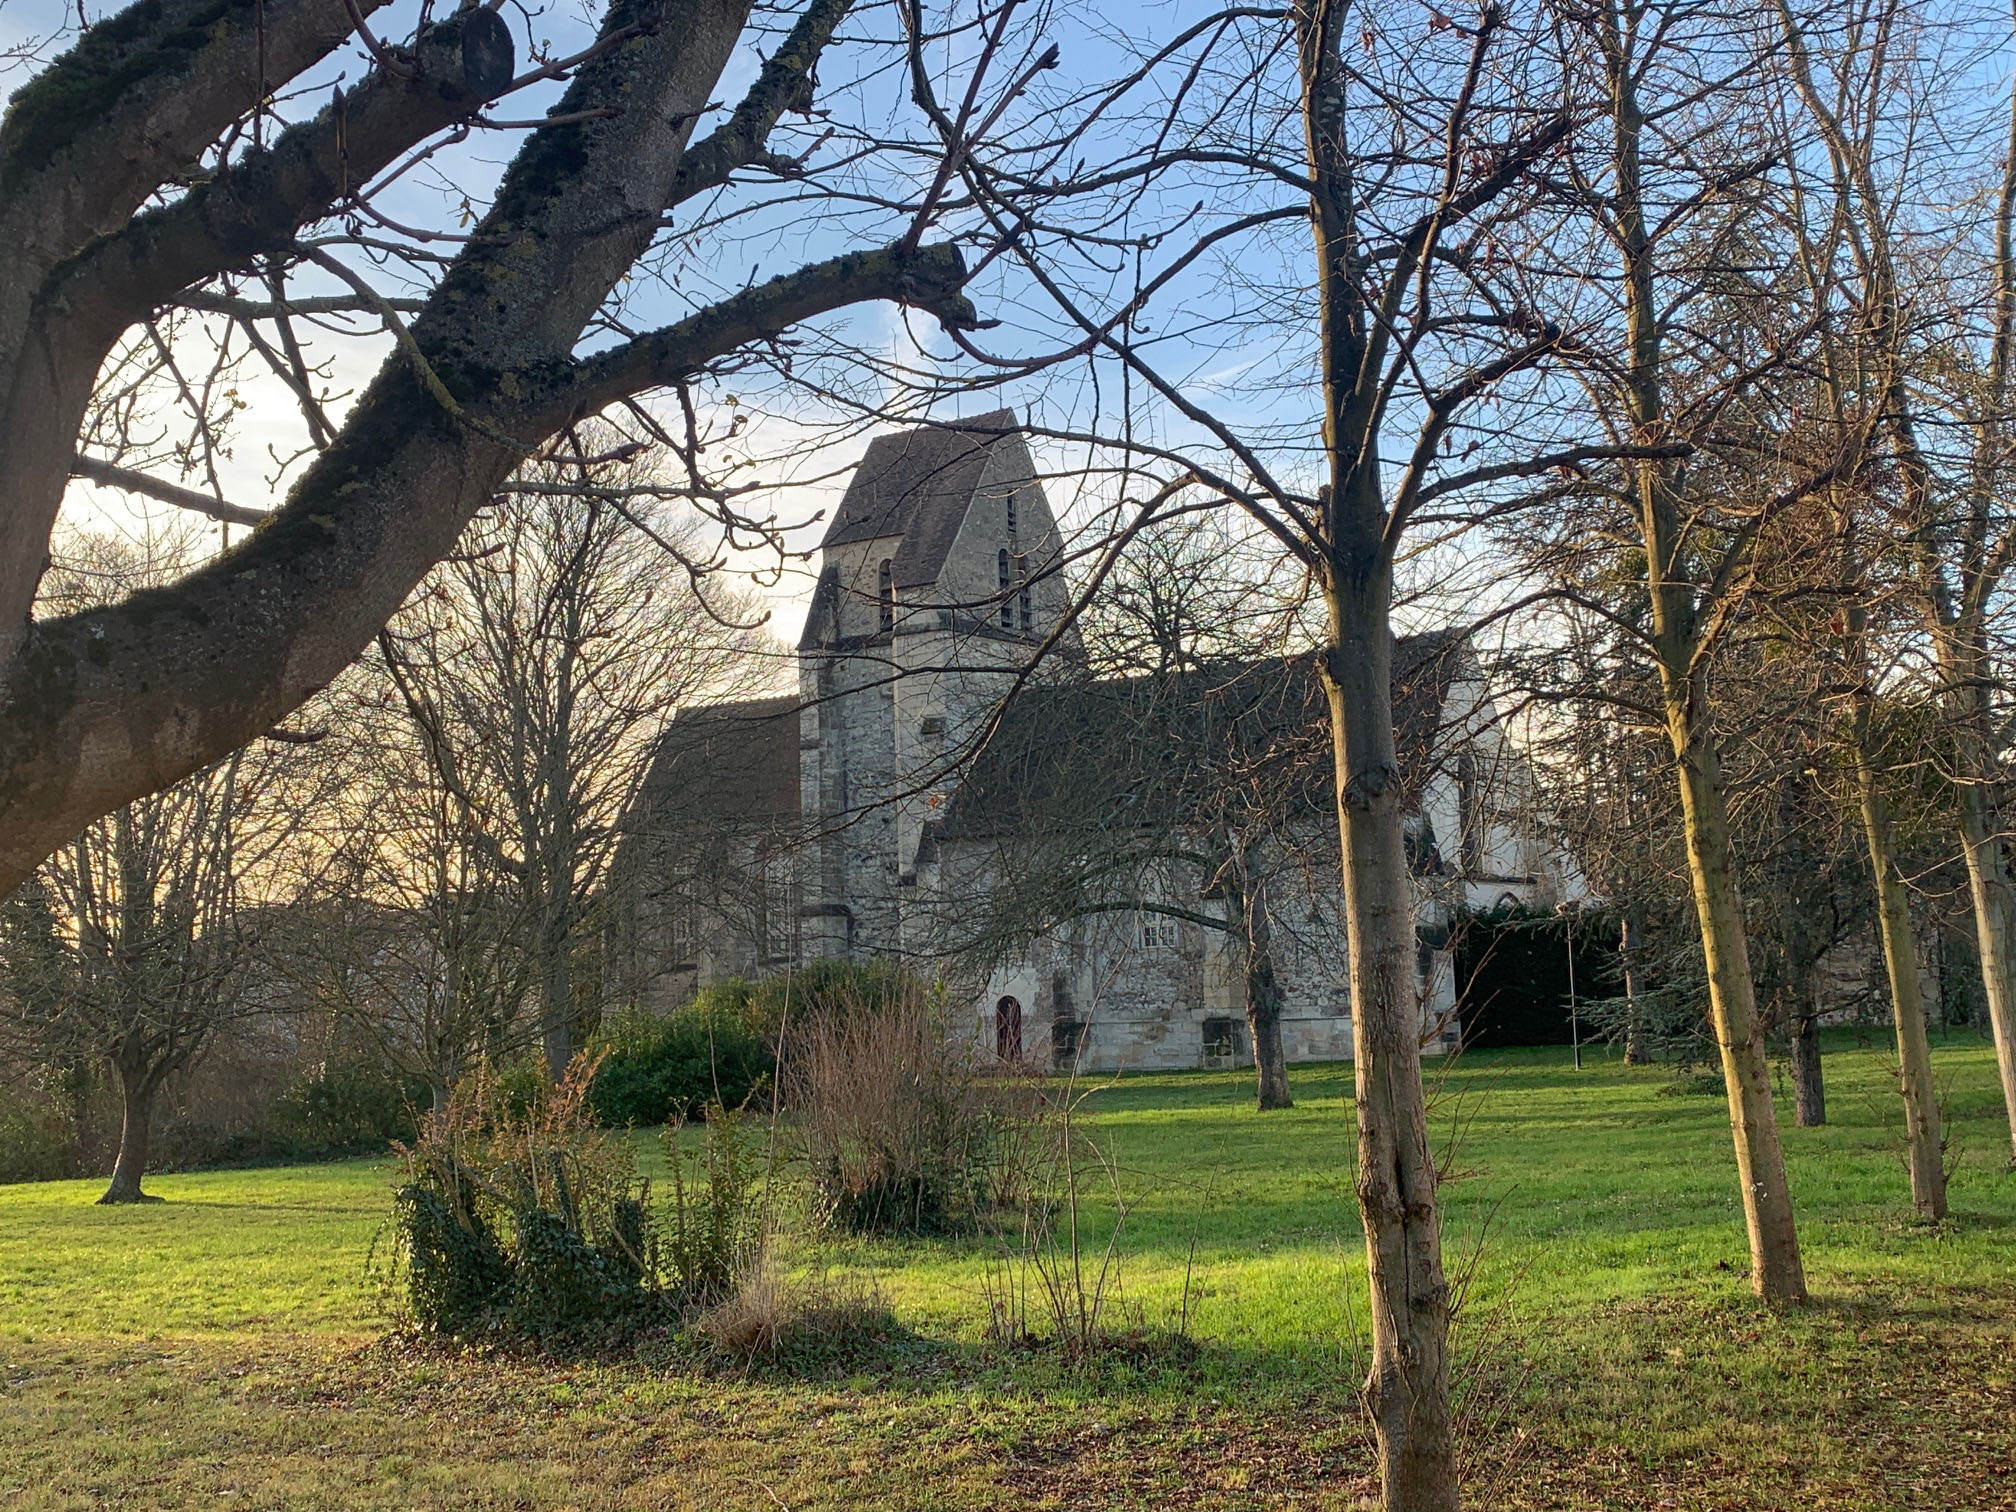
[
  {"left": 0, "top": 1085, "right": 81, "bottom": 1183},
  {"left": 588, "top": 995, "right": 773, "bottom": 1127},
  {"left": 587, "top": 963, "right": 933, "bottom": 1129}
]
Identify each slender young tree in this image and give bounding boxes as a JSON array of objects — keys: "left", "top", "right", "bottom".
[
  {"left": 1776, "top": 0, "right": 2016, "bottom": 1161},
  {"left": 1541, "top": 0, "right": 1846, "bottom": 1302},
  {"left": 931, "top": 5, "right": 1641, "bottom": 1501}
]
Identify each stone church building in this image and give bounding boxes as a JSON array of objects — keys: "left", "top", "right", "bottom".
[{"left": 608, "top": 412, "right": 1578, "bottom": 1071}]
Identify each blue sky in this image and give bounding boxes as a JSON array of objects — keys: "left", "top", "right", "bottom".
[{"left": 6, "top": 0, "right": 2013, "bottom": 648}]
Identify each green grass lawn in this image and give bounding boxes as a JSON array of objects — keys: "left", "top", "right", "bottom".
[{"left": 3, "top": 1032, "right": 2014, "bottom": 1508}]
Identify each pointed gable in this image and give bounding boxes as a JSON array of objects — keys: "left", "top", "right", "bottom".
[{"left": 818, "top": 410, "right": 1017, "bottom": 589}]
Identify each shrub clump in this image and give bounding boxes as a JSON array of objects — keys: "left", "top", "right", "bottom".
[
  {"left": 0, "top": 1081, "right": 83, "bottom": 1183},
  {"left": 661, "top": 1105, "right": 764, "bottom": 1308},
  {"left": 383, "top": 1057, "right": 770, "bottom": 1341},
  {"left": 692, "top": 1263, "right": 919, "bottom": 1375},
  {"left": 382, "top": 1057, "right": 659, "bottom": 1338},
  {"left": 588, "top": 996, "right": 773, "bottom": 1128},
  {"left": 788, "top": 968, "right": 1025, "bottom": 1236}
]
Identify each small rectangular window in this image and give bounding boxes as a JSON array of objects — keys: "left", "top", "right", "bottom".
[
  {"left": 1006, "top": 490, "right": 1019, "bottom": 536},
  {"left": 1134, "top": 911, "right": 1176, "bottom": 950},
  {"left": 666, "top": 891, "right": 695, "bottom": 963},
  {"left": 1201, "top": 1017, "right": 1240, "bottom": 1065}
]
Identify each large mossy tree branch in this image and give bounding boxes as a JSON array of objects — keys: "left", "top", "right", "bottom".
[
  {"left": 560, "top": 241, "right": 974, "bottom": 415},
  {"left": 0, "top": 0, "right": 976, "bottom": 898},
  {"left": 0, "top": 12, "right": 515, "bottom": 638},
  {"left": 60, "top": 10, "right": 514, "bottom": 328},
  {"left": 0, "top": 0, "right": 378, "bottom": 302}
]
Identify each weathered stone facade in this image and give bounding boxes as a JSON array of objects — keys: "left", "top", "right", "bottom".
[{"left": 611, "top": 412, "right": 1579, "bottom": 1070}]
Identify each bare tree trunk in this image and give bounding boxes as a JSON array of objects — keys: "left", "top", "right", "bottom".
[
  {"left": 1620, "top": 908, "right": 1649, "bottom": 1065},
  {"left": 540, "top": 963, "right": 573, "bottom": 1082},
  {"left": 1789, "top": 1009, "right": 1825, "bottom": 1128},
  {"left": 1666, "top": 715, "right": 1807, "bottom": 1302},
  {"left": 537, "top": 882, "right": 574, "bottom": 1083},
  {"left": 1245, "top": 885, "right": 1293, "bottom": 1111},
  {"left": 1956, "top": 783, "right": 2016, "bottom": 1164},
  {"left": 1853, "top": 748, "right": 1947, "bottom": 1217},
  {"left": 1323, "top": 573, "right": 1456, "bottom": 1512},
  {"left": 1603, "top": 0, "right": 1804, "bottom": 1301},
  {"left": 99, "top": 1062, "right": 158, "bottom": 1204}
]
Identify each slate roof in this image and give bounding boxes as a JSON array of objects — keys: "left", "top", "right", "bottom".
[
  {"left": 934, "top": 632, "right": 1468, "bottom": 843},
  {"left": 630, "top": 694, "right": 801, "bottom": 829},
  {"left": 625, "top": 633, "right": 1470, "bottom": 851},
  {"left": 818, "top": 410, "right": 1018, "bottom": 589}
]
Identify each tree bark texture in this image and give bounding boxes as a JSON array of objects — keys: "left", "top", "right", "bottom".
[
  {"left": 1853, "top": 750, "right": 1946, "bottom": 1217},
  {"left": 1789, "top": 1013, "right": 1825, "bottom": 1128},
  {"left": 1244, "top": 880, "right": 1293, "bottom": 1111},
  {"left": 1665, "top": 712, "right": 1807, "bottom": 1302},
  {"left": 1956, "top": 782, "right": 2016, "bottom": 1164},
  {"left": 1324, "top": 575, "right": 1457, "bottom": 1512},
  {"left": 1293, "top": 0, "right": 1460, "bottom": 1489}
]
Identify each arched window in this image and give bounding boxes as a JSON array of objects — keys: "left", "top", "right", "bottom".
[
  {"left": 998, "top": 549, "right": 1013, "bottom": 628},
  {"left": 877, "top": 559, "right": 894, "bottom": 632}
]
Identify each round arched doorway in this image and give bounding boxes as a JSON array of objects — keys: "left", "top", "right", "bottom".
[{"left": 994, "top": 995, "right": 1023, "bottom": 1062}]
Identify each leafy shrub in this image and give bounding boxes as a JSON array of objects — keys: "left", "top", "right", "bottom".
[
  {"left": 586, "top": 961, "right": 925, "bottom": 1132},
  {"left": 790, "top": 970, "right": 1024, "bottom": 1236},
  {"left": 384, "top": 1056, "right": 660, "bottom": 1338},
  {"left": 488, "top": 1056, "right": 554, "bottom": 1123},
  {"left": 395, "top": 1181, "right": 512, "bottom": 1333},
  {"left": 262, "top": 1060, "right": 421, "bottom": 1157},
  {"left": 747, "top": 958, "right": 913, "bottom": 1044},
  {"left": 508, "top": 1207, "right": 648, "bottom": 1337},
  {"left": 384, "top": 1055, "right": 775, "bottom": 1340},
  {"left": 588, "top": 1001, "right": 772, "bottom": 1128},
  {"left": 151, "top": 1058, "right": 423, "bottom": 1173}
]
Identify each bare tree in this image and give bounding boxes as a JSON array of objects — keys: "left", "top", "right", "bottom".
[
  {"left": 0, "top": 0, "right": 989, "bottom": 894},
  {"left": 283, "top": 743, "right": 538, "bottom": 1115},
  {"left": 379, "top": 454, "right": 776, "bottom": 1079},
  {"left": 1775, "top": 0, "right": 2016, "bottom": 1163},
  {"left": 927, "top": 5, "right": 1635, "bottom": 1502},
  {"left": 943, "top": 657, "right": 1325, "bottom": 1109},
  {"left": 968, "top": 520, "right": 1315, "bottom": 1108},
  {"left": 0, "top": 535, "right": 320, "bottom": 1200},
  {"left": 1518, "top": 0, "right": 1858, "bottom": 1302}
]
